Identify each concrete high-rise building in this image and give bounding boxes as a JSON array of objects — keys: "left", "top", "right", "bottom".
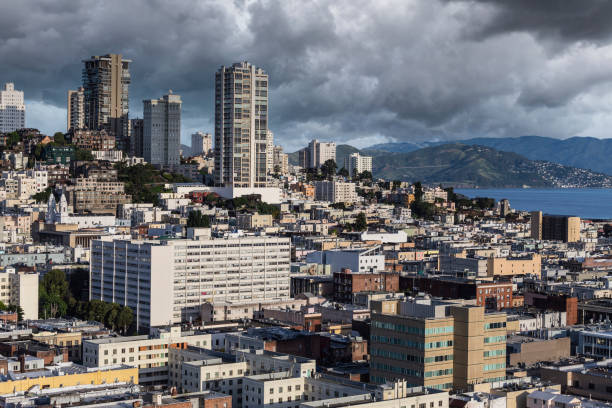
[
  {"left": 272, "top": 145, "right": 288, "bottom": 175},
  {"left": 90, "top": 236, "right": 290, "bottom": 329},
  {"left": 67, "top": 87, "right": 85, "bottom": 131},
  {"left": 129, "top": 118, "right": 144, "bottom": 157},
  {"left": 82, "top": 54, "right": 131, "bottom": 149},
  {"left": 530, "top": 211, "right": 580, "bottom": 242},
  {"left": 143, "top": 91, "right": 181, "bottom": 167},
  {"left": 0, "top": 270, "right": 38, "bottom": 320},
  {"left": 315, "top": 180, "right": 357, "bottom": 204},
  {"left": 370, "top": 298, "right": 507, "bottom": 391},
  {"left": 0, "top": 83, "right": 25, "bottom": 133},
  {"left": 191, "top": 131, "right": 212, "bottom": 156},
  {"left": 266, "top": 130, "right": 274, "bottom": 174},
  {"left": 309, "top": 139, "right": 336, "bottom": 169},
  {"left": 345, "top": 152, "right": 372, "bottom": 176},
  {"left": 214, "top": 61, "right": 269, "bottom": 188}
]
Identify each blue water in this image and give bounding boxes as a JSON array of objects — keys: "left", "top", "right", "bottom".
[{"left": 456, "top": 188, "right": 612, "bottom": 220}]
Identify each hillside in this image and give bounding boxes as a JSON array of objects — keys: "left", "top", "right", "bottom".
[
  {"left": 370, "top": 136, "right": 612, "bottom": 175},
  {"left": 291, "top": 143, "right": 612, "bottom": 187}
]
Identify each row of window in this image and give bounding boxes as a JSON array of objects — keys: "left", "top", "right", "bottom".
[
  {"left": 484, "top": 335, "right": 506, "bottom": 344},
  {"left": 483, "top": 363, "right": 506, "bottom": 371},
  {"left": 484, "top": 349, "right": 506, "bottom": 357}
]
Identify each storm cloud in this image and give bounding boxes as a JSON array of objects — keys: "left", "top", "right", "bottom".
[{"left": 2, "top": 0, "right": 612, "bottom": 151}]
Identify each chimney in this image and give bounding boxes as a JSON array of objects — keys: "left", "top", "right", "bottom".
[{"left": 18, "top": 354, "right": 25, "bottom": 373}]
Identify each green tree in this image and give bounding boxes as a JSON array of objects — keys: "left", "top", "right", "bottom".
[
  {"left": 32, "top": 186, "right": 53, "bottom": 203},
  {"left": 413, "top": 181, "right": 424, "bottom": 202},
  {"left": 116, "top": 307, "right": 134, "bottom": 334},
  {"left": 354, "top": 212, "right": 368, "bottom": 231},
  {"left": 39, "top": 269, "right": 70, "bottom": 318},
  {"left": 53, "top": 132, "right": 67, "bottom": 145},
  {"left": 187, "top": 210, "right": 211, "bottom": 228},
  {"left": 75, "top": 148, "right": 94, "bottom": 161},
  {"left": 359, "top": 170, "right": 373, "bottom": 180},
  {"left": 337, "top": 167, "right": 349, "bottom": 178},
  {"left": 321, "top": 159, "right": 337, "bottom": 180}
]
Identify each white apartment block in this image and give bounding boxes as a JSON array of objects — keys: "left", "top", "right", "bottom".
[
  {"left": 345, "top": 152, "right": 372, "bottom": 176},
  {"left": 82, "top": 326, "right": 211, "bottom": 387},
  {"left": 266, "top": 130, "right": 274, "bottom": 174},
  {"left": 191, "top": 131, "right": 213, "bottom": 156},
  {"left": 0, "top": 270, "right": 38, "bottom": 320},
  {"left": 90, "top": 236, "right": 291, "bottom": 329},
  {"left": 272, "top": 146, "right": 288, "bottom": 175},
  {"left": 0, "top": 83, "right": 25, "bottom": 133},
  {"left": 308, "top": 140, "right": 336, "bottom": 169},
  {"left": 306, "top": 246, "right": 386, "bottom": 273},
  {"left": 0, "top": 215, "right": 31, "bottom": 244},
  {"left": 2, "top": 170, "right": 48, "bottom": 193},
  {"left": 314, "top": 180, "right": 357, "bottom": 204}
]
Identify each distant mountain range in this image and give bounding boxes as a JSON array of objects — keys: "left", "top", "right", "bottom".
[
  {"left": 370, "top": 136, "right": 612, "bottom": 176},
  {"left": 290, "top": 142, "right": 612, "bottom": 188}
]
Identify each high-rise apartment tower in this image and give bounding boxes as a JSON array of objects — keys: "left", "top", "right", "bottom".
[
  {"left": 0, "top": 83, "right": 25, "bottom": 133},
  {"left": 82, "top": 54, "right": 131, "bottom": 149},
  {"left": 214, "top": 62, "right": 269, "bottom": 188},
  {"left": 67, "top": 87, "right": 85, "bottom": 131},
  {"left": 143, "top": 91, "right": 181, "bottom": 167}
]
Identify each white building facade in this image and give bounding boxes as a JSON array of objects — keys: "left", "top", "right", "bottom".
[
  {"left": 0, "top": 83, "right": 25, "bottom": 133},
  {"left": 314, "top": 180, "right": 357, "bottom": 204},
  {"left": 345, "top": 152, "right": 372, "bottom": 176},
  {"left": 90, "top": 236, "right": 291, "bottom": 329}
]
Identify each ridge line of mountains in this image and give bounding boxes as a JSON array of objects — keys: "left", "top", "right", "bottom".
[{"left": 288, "top": 136, "right": 612, "bottom": 188}]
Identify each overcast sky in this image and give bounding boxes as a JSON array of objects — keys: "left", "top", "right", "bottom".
[{"left": 4, "top": 0, "right": 612, "bottom": 151}]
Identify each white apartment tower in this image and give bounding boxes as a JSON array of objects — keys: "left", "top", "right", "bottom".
[
  {"left": 300, "top": 139, "right": 336, "bottom": 169},
  {"left": 67, "top": 87, "right": 85, "bottom": 131},
  {"left": 143, "top": 91, "right": 181, "bottom": 167},
  {"left": 214, "top": 62, "right": 269, "bottom": 188},
  {"left": 345, "top": 152, "right": 372, "bottom": 176},
  {"left": 0, "top": 83, "right": 25, "bottom": 133},
  {"left": 266, "top": 130, "right": 274, "bottom": 174},
  {"left": 191, "top": 131, "right": 212, "bottom": 156},
  {"left": 90, "top": 236, "right": 291, "bottom": 329}
]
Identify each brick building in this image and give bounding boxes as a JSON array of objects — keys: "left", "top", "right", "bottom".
[
  {"left": 333, "top": 269, "right": 399, "bottom": 302},
  {"left": 525, "top": 291, "right": 578, "bottom": 325}
]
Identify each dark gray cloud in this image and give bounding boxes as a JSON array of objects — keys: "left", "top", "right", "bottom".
[{"left": 3, "top": 0, "right": 612, "bottom": 152}]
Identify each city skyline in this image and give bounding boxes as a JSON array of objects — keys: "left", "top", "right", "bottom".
[{"left": 4, "top": 1, "right": 612, "bottom": 152}]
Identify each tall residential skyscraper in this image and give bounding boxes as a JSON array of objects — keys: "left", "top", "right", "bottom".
[
  {"left": 82, "top": 54, "right": 131, "bottom": 149},
  {"left": 266, "top": 130, "right": 274, "bottom": 174},
  {"left": 0, "top": 83, "right": 25, "bottom": 133},
  {"left": 191, "top": 131, "right": 212, "bottom": 156},
  {"left": 214, "top": 62, "right": 269, "bottom": 188},
  {"left": 143, "top": 91, "right": 181, "bottom": 167},
  {"left": 129, "top": 118, "right": 144, "bottom": 157},
  {"left": 67, "top": 87, "right": 85, "bottom": 131}
]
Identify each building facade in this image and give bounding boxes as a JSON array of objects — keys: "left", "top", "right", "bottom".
[
  {"left": 300, "top": 140, "right": 336, "bottom": 169},
  {"left": 531, "top": 212, "right": 581, "bottom": 242},
  {"left": 0, "top": 271, "right": 39, "bottom": 320},
  {"left": 90, "top": 236, "right": 291, "bottom": 329},
  {"left": 191, "top": 131, "right": 212, "bottom": 156},
  {"left": 214, "top": 62, "right": 269, "bottom": 188},
  {"left": 370, "top": 298, "right": 507, "bottom": 391},
  {"left": 82, "top": 54, "right": 131, "bottom": 149},
  {"left": 345, "top": 152, "right": 372, "bottom": 176},
  {"left": 314, "top": 180, "right": 357, "bottom": 204},
  {"left": 143, "top": 92, "right": 181, "bottom": 167},
  {"left": 0, "top": 83, "right": 25, "bottom": 133},
  {"left": 67, "top": 87, "right": 85, "bottom": 131}
]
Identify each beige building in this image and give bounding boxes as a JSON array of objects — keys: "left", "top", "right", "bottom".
[
  {"left": 370, "top": 298, "right": 507, "bottom": 391},
  {"left": 314, "top": 180, "right": 357, "bottom": 204},
  {"left": 486, "top": 254, "right": 541, "bottom": 278},
  {"left": 0, "top": 271, "right": 38, "bottom": 320},
  {"left": 214, "top": 62, "right": 269, "bottom": 188},
  {"left": 0, "top": 215, "right": 31, "bottom": 243},
  {"left": 302, "top": 139, "right": 336, "bottom": 169},
  {"left": 66, "top": 177, "right": 131, "bottom": 215},
  {"left": 67, "top": 87, "right": 85, "bottom": 131},
  {"left": 82, "top": 54, "right": 131, "bottom": 148},
  {"left": 82, "top": 326, "right": 211, "bottom": 387},
  {"left": 236, "top": 212, "right": 274, "bottom": 229},
  {"left": 530, "top": 212, "right": 580, "bottom": 242},
  {"left": 345, "top": 152, "right": 372, "bottom": 176},
  {"left": 191, "top": 131, "right": 212, "bottom": 156}
]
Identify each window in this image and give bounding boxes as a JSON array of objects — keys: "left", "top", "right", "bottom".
[{"left": 439, "top": 401, "right": 443, "bottom": 407}]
